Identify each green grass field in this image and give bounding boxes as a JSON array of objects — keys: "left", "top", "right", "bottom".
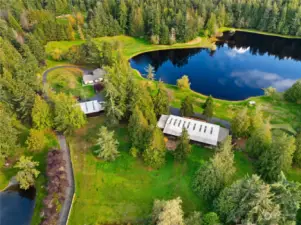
[
  {"left": 47, "top": 67, "right": 95, "bottom": 99},
  {"left": 68, "top": 116, "right": 254, "bottom": 224},
  {"left": 219, "top": 27, "right": 301, "bottom": 39}
]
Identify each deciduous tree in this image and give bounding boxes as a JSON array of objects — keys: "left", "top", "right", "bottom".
[
  {"left": 293, "top": 132, "right": 301, "bottom": 167},
  {"left": 32, "top": 95, "right": 53, "bottom": 130},
  {"left": 231, "top": 107, "right": 250, "bottom": 137},
  {"left": 152, "top": 197, "right": 185, "bottom": 225},
  {"left": 26, "top": 129, "right": 45, "bottom": 152},
  {"left": 15, "top": 156, "right": 40, "bottom": 190},
  {"left": 52, "top": 93, "right": 86, "bottom": 134},
  {"left": 177, "top": 75, "right": 190, "bottom": 89}
]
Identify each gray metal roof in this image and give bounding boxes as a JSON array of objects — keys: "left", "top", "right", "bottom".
[
  {"left": 158, "top": 115, "right": 227, "bottom": 146},
  {"left": 83, "top": 68, "right": 106, "bottom": 82}
]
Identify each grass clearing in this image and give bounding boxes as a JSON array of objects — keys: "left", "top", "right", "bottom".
[
  {"left": 68, "top": 116, "right": 255, "bottom": 224},
  {"left": 47, "top": 67, "right": 95, "bottom": 99},
  {"left": 220, "top": 27, "right": 301, "bottom": 39}
]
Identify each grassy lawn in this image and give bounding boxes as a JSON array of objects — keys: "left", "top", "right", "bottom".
[
  {"left": 68, "top": 116, "right": 254, "bottom": 224},
  {"left": 47, "top": 67, "right": 95, "bottom": 99},
  {"left": 220, "top": 27, "right": 301, "bottom": 39}
]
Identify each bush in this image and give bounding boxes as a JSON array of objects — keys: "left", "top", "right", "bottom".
[
  {"left": 177, "top": 75, "right": 190, "bottom": 89},
  {"left": 284, "top": 80, "right": 301, "bottom": 103},
  {"left": 130, "top": 147, "right": 139, "bottom": 158}
]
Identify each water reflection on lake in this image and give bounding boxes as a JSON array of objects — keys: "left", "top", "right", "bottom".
[
  {"left": 0, "top": 185, "right": 36, "bottom": 225},
  {"left": 130, "top": 31, "right": 301, "bottom": 100}
]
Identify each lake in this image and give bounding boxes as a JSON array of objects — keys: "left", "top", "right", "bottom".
[
  {"left": 0, "top": 185, "right": 36, "bottom": 225},
  {"left": 130, "top": 31, "right": 301, "bottom": 100}
]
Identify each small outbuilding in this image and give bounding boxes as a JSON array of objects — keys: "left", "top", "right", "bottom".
[
  {"left": 157, "top": 115, "right": 229, "bottom": 146},
  {"left": 83, "top": 68, "right": 106, "bottom": 85},
  {"left": 79, "top": 100, "right": 105, "bottom": 115}
]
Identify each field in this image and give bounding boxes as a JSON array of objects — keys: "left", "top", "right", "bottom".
[
  {"left": 47, "top": 67, "right": 95, "bottom": 99},
  {"left": 68, "top": 116, "right": 254, "bottom": 224}
]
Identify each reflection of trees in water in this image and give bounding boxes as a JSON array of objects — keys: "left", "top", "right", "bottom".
[
  {"left": 143, "top": 48, "right": 203, "bottom": 70},
  {"left": 217, "top": 31, "right": 301, "bottom": 61}
]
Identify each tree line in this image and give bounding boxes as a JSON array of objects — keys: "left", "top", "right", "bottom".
[{"left": 2, "top": 0, "right": 301, "bottom": 47}]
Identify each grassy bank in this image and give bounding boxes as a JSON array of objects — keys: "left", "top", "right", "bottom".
[
  {"left": 220, "top": 27, "right": 301, "bottom": 39},
  {"left": 68, "top": 116, "right": 253, "bottom": 224}
]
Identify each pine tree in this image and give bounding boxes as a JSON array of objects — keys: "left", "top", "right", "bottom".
[
  {"left": 215, "top": 175, "right": 281, "bottom": 224},
  {"left": 193, "top": 136, "right": 235, "bottom": 201},
  {"left": 180, "top": 96, "right": 194, "bottom": 117},
  {"left": 144, "top": 64, "right": 155, "bottom": 80},
  {"left": 293, "top": 132, "right": 301, "bottom": 167},
  {"left": 118, "top": 0, "right": 128, "bottom": 33},
  {"left": 152, "top": 82, "right": 170, "bottom": 117},
  {"left": 174, "top": 128, "right": 191, "bottom": 162},
  {"left": 94, "top": 126, "right": 119, "bottom": 161},
  {"left": 202, "top": 95, "right": 214, "bottom": 119},
  {"left": 143, "top": 127, "right": 166, "bottom": 168}
]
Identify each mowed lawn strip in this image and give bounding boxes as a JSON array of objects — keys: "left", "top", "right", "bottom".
[{"left": 68, "top": 116, "right": 255, "bottom": 224}]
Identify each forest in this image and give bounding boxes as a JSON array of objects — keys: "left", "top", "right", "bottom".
[{"left": 1, "top": 0, "right": 301, "bottom": 224}]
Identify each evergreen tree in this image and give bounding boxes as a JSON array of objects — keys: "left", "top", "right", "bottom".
[
  {"left": 145, "top": 64, "right": 155, "bottom": 81},
  {"left": 206, "top": 13, "right": 217, "bottom": 36},
  {"left": 193, "top": 136, "right": 235, "bottom": 201},
  {"left": 258, "top": 130, "right": 296, "bottom": 182},
  {"left": 180, "top": 96, "right": 194, "bottom": 117},
  {"left": 215, "top": 175, "right": 281, "bottom": 224},
  {"left": 284, "top": 80, "right": 301, "bottom": 103},
  {"left": 271, "top": 173, "right": 301, "bottom": 224},
  {"left": 202, "top": 95, "right": 214, "bottom": 119},
  {"left": 246, "top": 123, "right": 272, "bottom": 158},
  {"left": 293, "top": 132, "right": 301, "bottom": 167},
  {"left": 94, "top": 126, "right": 119, "bottom": 161},
  {"left": 143, "top": 127, "right": 166, "bottom": 169},
  {"left": 118, "top": 0, "right": 128, "bottom": 33},
  {"left": 152, "top": 82, "right": 170, "bottom": 117},
  {"left": 174, "top": 128, "right": 191, "bottom": 162},
  {"left": 0, "top": 107, "right": 18, "bottom": 160}
]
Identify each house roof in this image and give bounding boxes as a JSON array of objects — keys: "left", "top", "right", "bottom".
[
  {"left": 79, "top": 100, "right": 105, "bottom": 114},
  {"left": 158, "top": 115, "right": 227, "bottom": 146},
  {"left": 83, "top": 68, "right": 106, "bottom": 82}
]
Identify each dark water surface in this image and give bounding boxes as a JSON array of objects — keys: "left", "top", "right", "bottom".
[
  {"left": 0, "top": 185, "right": 36, "bottom": 225},
  {"left": 130, "top": 31, "right": 301, "bottom": 100}
]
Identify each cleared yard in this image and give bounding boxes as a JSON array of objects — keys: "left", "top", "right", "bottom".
[
  {"left": 68, "top": 116, "right": 253, "bottom": 224},
  {"left": 47, "top": 67, "right": 95, "bottom": 99}
]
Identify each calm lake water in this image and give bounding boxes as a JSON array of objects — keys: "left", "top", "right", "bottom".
[
  {"left": 130, "top": 31, "right": 301, "bottom": 100},
  {"left": 0, "top": 185, "right": 36, "bottom": 225}
]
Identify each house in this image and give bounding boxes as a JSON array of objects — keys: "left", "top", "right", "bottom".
[
  {"left": 157, "top": 115, "right": 229, "bottom": 146},
  {"left": 79, "top": 100, "right": 105, "bottom": 115},
  {"left": 83, "top": 68, "right": 106, "bottom": 85}
]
